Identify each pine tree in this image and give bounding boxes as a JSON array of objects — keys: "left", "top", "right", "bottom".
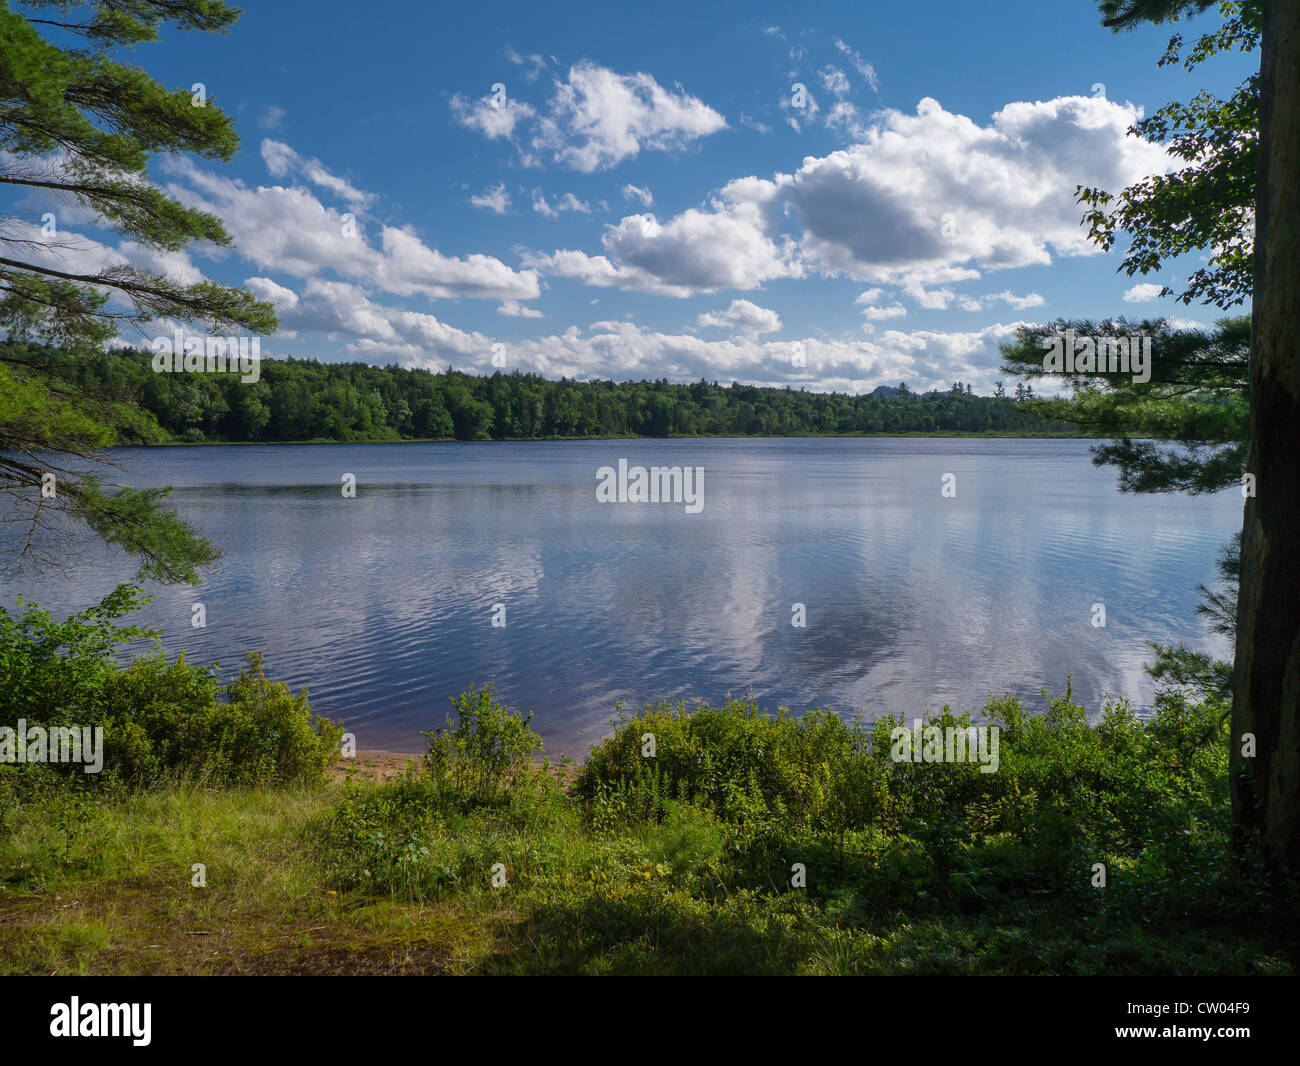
[{"left": 0, "top": 0, "right": 276, "bottom": 583}]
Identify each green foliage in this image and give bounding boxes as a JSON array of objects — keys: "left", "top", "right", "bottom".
[
  {"left": 301, "top": 681, "right": 1290, "bottom": 974},
  {"left": 1147, "top": 643, "right": 1235, "bottom": 702},
  {"left": 0, "top": 587, "right": 341, "bottom": 789},
  {"left": 72, "top": 476, "right": 222, "bottom": 585},
  {"left": 1099, "top": 0, "right": 1221, "bottom": 28},
  {"left": 1000, "top": 316, "right": 1247, "bottom": 495},
  {"left": 1082, "top": 2, "right": 1259, "bottom": 309},
  {"left": 569, "top": 687, "right": 1232, "bottom": 896},
  {"left": 105, "top": 651, "right": 344, "bottom": 787},
  {"left": 313, "top": 767, "right": 569, "bottom": 899},
  {"left": 3, "top": 668, "right": 1289, "bottom": 974},
  {"left": 0, "top": 353, "right": 220, "bottom": 580},
  {"left": 1, "top": 342, "right": 1084, "bottom": 445},
  {"left": 0, "top": 1, "right": 275, "bottom": 584},
  {"left": 315, "top": 686, "right": 558, "bottom": 899},
  {"left": 0, "top": 583, "right": 158, "bottom": 724},
  {"left": 1194, "top": 530, "right": 1240, "bottom": 637},
  {"left": 420, "top": 683, "right": 544, "bottom": 807},
  {"left": 576, "top": 697, "right": 873, "bottom": 830},
  {"left": 0, "top": 0, "right": 276, "bottom": 341}
]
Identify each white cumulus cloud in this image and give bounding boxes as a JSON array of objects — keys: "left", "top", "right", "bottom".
[
  {"left": 1123, "top": 282, "right": 1167, "bottom": 302},
  {"left": 470, "top": 183, "right": 511, "bottom": 213},
  {"left": 696, "top": 299, "right": 783, "bottom": 336},
  {"left": 260, "top": 139, "right": 372, "bottom": 209},
  {"left": 529, "top": 61, "right": 728, "bottom": 171}
]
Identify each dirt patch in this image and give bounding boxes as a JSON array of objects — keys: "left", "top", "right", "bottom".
[
  {"left": 331, "top": 750, "right": 421, "bottom": 783},
  {"left": 331, "top": 751, "right": 581, "bottom": 787}
]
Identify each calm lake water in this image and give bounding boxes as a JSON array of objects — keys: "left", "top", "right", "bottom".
[{"left": 1, "top": 438, "right": 1242, "bottom": 756}]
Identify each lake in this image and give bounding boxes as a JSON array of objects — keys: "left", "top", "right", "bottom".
[{"left": 0, "top": 438, "right": 1242, "bottom": 756}]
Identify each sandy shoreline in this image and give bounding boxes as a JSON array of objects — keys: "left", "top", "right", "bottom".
[
  {"left": 332, "top": 750, "right": 421, "bottom": 782},
  {"left": 333, "top": 750, "right": 579, "bottom": 784}
]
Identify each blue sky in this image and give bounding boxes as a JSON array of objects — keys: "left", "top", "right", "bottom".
[{"left": 13, "top": 0, "right": 1257, "bottom": 393}]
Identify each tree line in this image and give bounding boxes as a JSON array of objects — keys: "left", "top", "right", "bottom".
[{"left": 2, "top": 342, "right": 1081, "bottom": 444}]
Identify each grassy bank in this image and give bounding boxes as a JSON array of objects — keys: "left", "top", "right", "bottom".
[{"left": 2, "top": 679, "right": 1295, "bottom": 975}]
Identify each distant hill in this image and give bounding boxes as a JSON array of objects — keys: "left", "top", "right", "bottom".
[{"left": 868, "top": 384, "right": 904, "bottom": 398}]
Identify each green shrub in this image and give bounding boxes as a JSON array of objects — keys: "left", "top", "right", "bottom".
[
  {"left": 100, "top": 651, "right": 343, "bottom": 786},
  {"left": 0, "top": 587, "right": 342, "bottom": 789},
  {"left": 421, "top": 683, "right": 543, "bottom": 807},
  {"left": 0, "top": 584, "right": 156, "bottom": 726},
  {"left": 575, "top": 697, "right": 871, "bottom": 831}
]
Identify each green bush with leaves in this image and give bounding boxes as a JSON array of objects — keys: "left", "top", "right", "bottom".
[
  {"left": 102, "top": 651, "right": 343, "bottom": 786},
  {"left": 565, "top": 684, "right": 1235, "bottom": 898},
  {"left": 304, "top": 680, "right": 1281, "bottom": 975},
  {"left": 0, "top": 586, "right": 341, "bottom": 788},
  {"left": 420, "top": 683, "right": 543, "bottom": 807},
  {"left": 0, "top": 584, "right": 156, "bottom": 726},
  {"left": 574, "top": 697, "right": 875, "bottom": 829}
]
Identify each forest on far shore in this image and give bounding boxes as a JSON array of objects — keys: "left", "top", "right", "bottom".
[{"left": 3, "top": 342, "right": 1078, "bottom": 444}]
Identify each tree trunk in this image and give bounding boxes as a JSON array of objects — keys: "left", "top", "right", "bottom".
[{"left": 1232, "top": 0, "right": 1300, "bottom": 878}]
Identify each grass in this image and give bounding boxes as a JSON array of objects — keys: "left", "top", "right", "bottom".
[
  {"left": 0, "top": 776, "right": 1287, "bottom": 976},
  {"left": 2, "top": 684, "right": 1296, "bottom": 976},
  {"left": 0, "top": 783, "right": 502, "bottom": 975}
]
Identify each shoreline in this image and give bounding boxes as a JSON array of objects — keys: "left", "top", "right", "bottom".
[
  {"left": 333, "top": 750, "right": 577, "bottom": 785},
  {"left": 332, "top": 750, "right": 420, "bottom": 783},
  {"left": 103, "top": 430, "right": 1106, "bottom": 449}
]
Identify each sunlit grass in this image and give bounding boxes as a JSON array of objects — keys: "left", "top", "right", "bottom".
[{"left": 1, "top": 689, "right": 1295, "bottom": 976}]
